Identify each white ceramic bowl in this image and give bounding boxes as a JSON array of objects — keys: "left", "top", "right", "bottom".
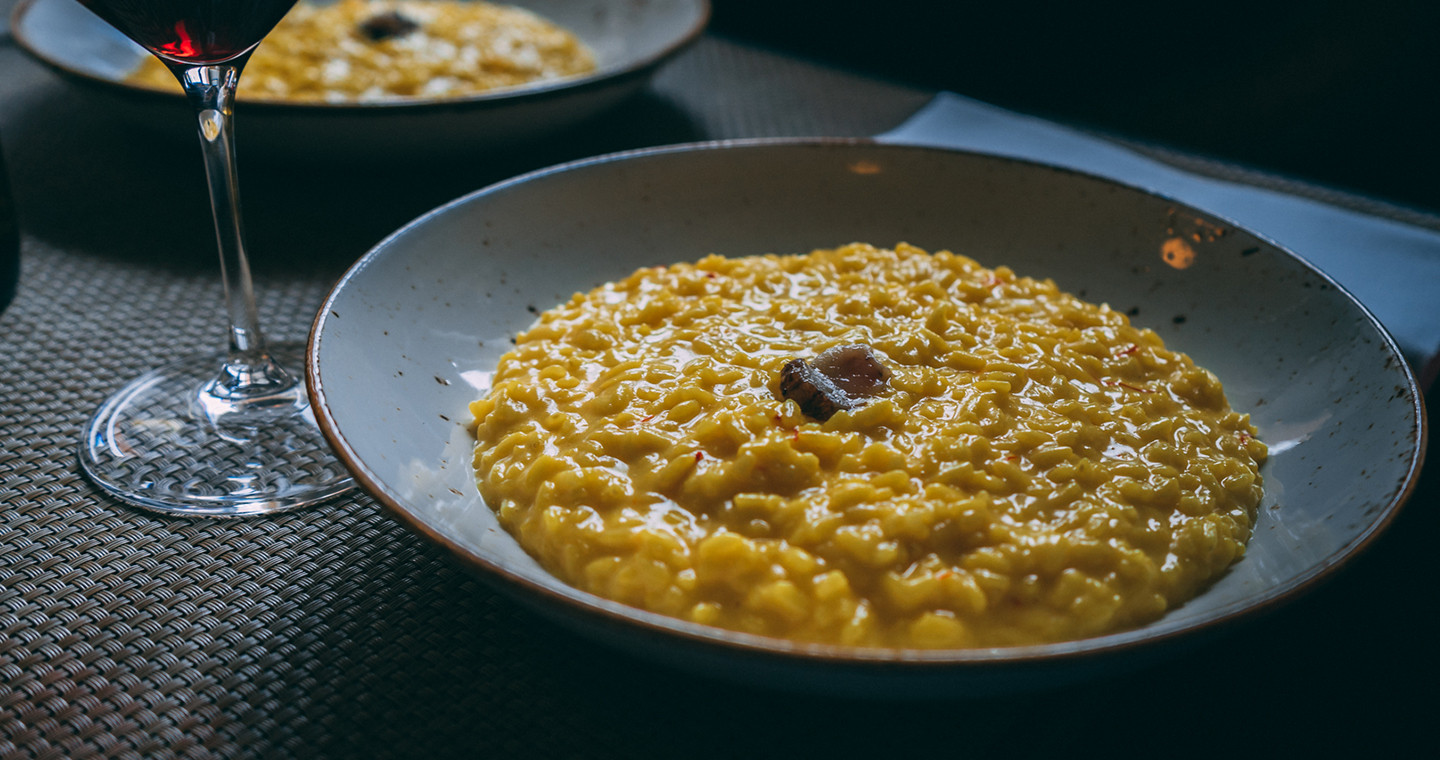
[
  {"left": 11, "top": 0, "right": 709, "bottom": 159},
  {"left": 308, "top": 140, "right": 1427, "bottom": 695}
]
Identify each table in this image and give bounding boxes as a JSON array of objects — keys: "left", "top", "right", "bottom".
[{"left": 3, "top": 4, "right": 1435, "bottom": 758}]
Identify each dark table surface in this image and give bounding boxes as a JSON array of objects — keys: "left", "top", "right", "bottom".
[
  {"left": 712, "top": 0, "right": 1440, "bottom": 217},
  {"left": 2, "top": 1, "right": 1435, "bottom": 758}
]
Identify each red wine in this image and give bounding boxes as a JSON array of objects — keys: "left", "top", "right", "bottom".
[{"left": 77, "top": 0, "right": 298, "bottom": 65}]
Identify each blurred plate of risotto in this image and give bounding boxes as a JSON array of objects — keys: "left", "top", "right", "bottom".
[
  {"left": 309, "top": 141, "right": 1425, "bottom": 693},
  {"left": 12, "top": 0, "right": 709, "bottom": 156},
  {"left": 123, "top": 0, "right": 599, "bottom": 103}
]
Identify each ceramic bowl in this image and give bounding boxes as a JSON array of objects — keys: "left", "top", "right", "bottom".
[
  {"left": 307, "top": 140, "right": 1427, "bottom": 695},
  {"left": 10, "top": 0, "right": 709, "bottom": 159}
]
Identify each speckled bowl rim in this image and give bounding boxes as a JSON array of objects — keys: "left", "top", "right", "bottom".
[
  {"left": 10, "top": 0, "right": 711, "bottom": 114},
  {"left": 308, "top": 137, "right": 1428, "bottom": 669}
]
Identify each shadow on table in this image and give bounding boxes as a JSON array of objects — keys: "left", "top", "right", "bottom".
[
  {"left": 245, "top": 472, "right": 1434, "bottom": 760},
  {"left": 3, "top": 84, "right": 705, "bottom": 277}
]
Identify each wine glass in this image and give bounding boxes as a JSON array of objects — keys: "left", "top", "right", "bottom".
[{"left": 73, "top": 0, "right": 354, "bottom": 516}]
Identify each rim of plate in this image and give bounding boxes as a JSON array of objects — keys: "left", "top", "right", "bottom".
[
  {"left": 307, "top": 137, "right": 1428, "bottom": 667},
  {"left": 10, "top": 0, "right": 711, "bottom": 113}
]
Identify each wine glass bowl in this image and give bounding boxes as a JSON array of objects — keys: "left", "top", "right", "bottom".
[
  {"left": 74, "top": 0, "right": 295, "bottom": 65},
  {"left": 71, "top": 0, "right": 354, "bottom": 516}
]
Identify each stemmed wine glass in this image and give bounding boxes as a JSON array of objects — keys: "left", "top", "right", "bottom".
[{"left": 73, "top": 0, "right": 354, "bottom": 516}]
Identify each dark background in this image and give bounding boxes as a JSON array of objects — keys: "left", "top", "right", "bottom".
[{"left": 711, "top": 0, "right": 1440, "bottom": 215}]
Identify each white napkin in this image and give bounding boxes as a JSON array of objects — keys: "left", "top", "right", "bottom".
[{"left": 878, "top": 92, "right": 1440, "bottom": 389}]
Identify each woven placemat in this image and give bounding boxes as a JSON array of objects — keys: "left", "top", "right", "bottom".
[{"left": 3, "top": 27, "right": 1434, "bottom": 760}]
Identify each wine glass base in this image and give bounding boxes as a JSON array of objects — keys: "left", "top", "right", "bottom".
[{"left": 79, "top": 342, "right": 355, "bottom": 518}]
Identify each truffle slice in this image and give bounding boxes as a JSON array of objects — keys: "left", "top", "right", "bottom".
[
  {"left": 358, "top": 11, "right": 420, "bottom": 41},
  {"left": 813, "top": 344, "right": 892, "bottom": 397},
  {"left": 780, "top": 344, "right": 891, "bottom": 421}
]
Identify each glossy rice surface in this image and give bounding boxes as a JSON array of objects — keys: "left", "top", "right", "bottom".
[{"left": 469, "top": 243, "right": 1267, "bottom": 648}]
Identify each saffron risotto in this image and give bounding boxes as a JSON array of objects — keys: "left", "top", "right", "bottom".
[
  {"left": 127, "top": 0, "right": 596, "bottom": 102},
  {"left": 469, "top": 243, "right": 1267, "bottom": 648}
]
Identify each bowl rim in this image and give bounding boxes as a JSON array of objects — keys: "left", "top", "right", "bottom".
[
  {"left": 307, "top": 136, "right": 1429, "bottom": 667},
  {"left": 10, "top": 0, "right": 712, "bottom": 113}
]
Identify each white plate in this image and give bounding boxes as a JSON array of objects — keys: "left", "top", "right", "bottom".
[
  {"left": 11, "top": 0, "right": 709, "bottom": 159},
  {"left": 307, "top": 140, "right": 1427, "bottom": 694}
]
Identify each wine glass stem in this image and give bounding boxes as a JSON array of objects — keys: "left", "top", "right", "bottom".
[{"left": 174, "top": 63, "right": 292, "bottom": 398}]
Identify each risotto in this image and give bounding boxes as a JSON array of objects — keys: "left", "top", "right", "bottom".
[
  {"left": 127, "top": 0, "right": 596, "bottom": 102},
  {"left": 469, "top": 243, "right": 1267, "bottom": 648}
]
